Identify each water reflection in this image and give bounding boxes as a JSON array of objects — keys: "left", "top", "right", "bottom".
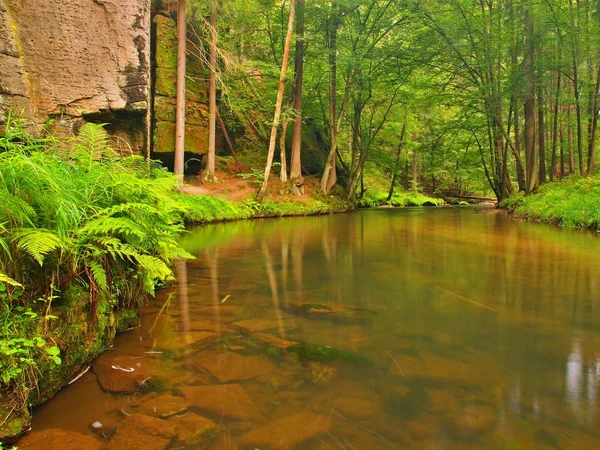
[{"left": 27, "top": 209, "right": 600, "bottom": 449}]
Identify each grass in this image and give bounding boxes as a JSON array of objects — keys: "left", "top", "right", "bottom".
[{"left": 500, "top": 175, "right": 600, "bottom": 230}]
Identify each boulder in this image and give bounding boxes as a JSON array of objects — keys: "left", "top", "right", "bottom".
[
  {"left": 445, "top": 405, "right": 498, "bottom": 440},
  {"left": 107, "top": 413, "right": 178, "bottom": 450},
  {"left": 174, "top": 384, "right": 262, "bottom": 422},
  {"left": 136, "top": 394, "right": 189, "bottom": 418},
  {"left": 195, "top": 352, "right": 276, "bottom": 383},
  {"left": 93, "top": 353, "right": 158, "bottom": 394},
  {"left": 17, "top": 428, "right": 103, "bottom": 450},
  {"left": 232, "top": 318, "right": 296, "bottom": 333},
  {"left": 170, "top": 413, "right": 219, "bottom": 447},
  {"left": 239, "top": 413, "right": 330, "bottom": 450},
  {"left": 388, "top": 352, "right": 484, "bottom": 386}
]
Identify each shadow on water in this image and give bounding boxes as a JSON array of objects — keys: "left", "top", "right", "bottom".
[{"left": 22, "top": 208, "right": 600, "bottom": 449}]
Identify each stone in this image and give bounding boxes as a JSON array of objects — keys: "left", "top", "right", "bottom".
[
  {"left": 153, "top": 120, "right": 209, "bottom": 154},
  {"left": 154, "top": 96, "right": 209, "bottom": 125},
  {"left": 310, "top": 362, "right": 339, "bottom": 384},
  {"left": 445, "top": 405, "right": 498, "bottom": 440},
  {"left": 388, "top": 352, "right": 483, "bottom": 386},
  {"left": 16, "top": 428, "right": 103, "bottom": 450},
  {"left": 89, "top": 417, "right": 119, "bottom": 440},
  {"left": 170, "top": 413, "right": 219, "bottom": 447},
  {"left": 427, "top": 388, "right": 461, "bottom": 414},
  {"left": 174, "top": 384, "right": 262, "bottom": 422},
  {"left": 107, "top": 413, "right": 178, "bottom": 450},
  {"left": 195, "top": 352, "right": 277, "bottom": 383},
  {"left": 136, "top": 394, "right": 189, "bottom": 418},
  {"left": 253, "top": 332, "right": 298, "bottom": 350},
  {"left": 1, "top": 0, "right": 151, "bottom": 125},
  {"left": 93, "top": 353, "right": 156, "bottom": 394},
  {"left": 336, "top": 397, "right": 378, "bottom": 421},
  {"left": 232, "top": 318, "right": 296, "bottom": 333},
  {"left": 239, "top": 413, "right": 330, "bottom": 450},
  {"left": 154, "top": 331, "right": 217, "bottom": 351}
]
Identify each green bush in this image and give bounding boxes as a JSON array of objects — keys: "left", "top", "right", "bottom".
[{"left": 509, "top": 176, "right": 600, "bottom": 230}]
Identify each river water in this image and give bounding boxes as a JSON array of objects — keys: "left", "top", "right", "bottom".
[{"left": 21, "top": 208, "right": 600, "bottom": 449}]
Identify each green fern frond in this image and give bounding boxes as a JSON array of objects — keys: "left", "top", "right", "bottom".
[
  {"left": 12, "top": 228, "right": 62, "bottom": 266},
  {"left": 88, "top": 261, "right": 108, "bottom": 291},
  {"left": 79, "top": 217, "right": 146, "bottom": 241},
  {"left": 0, "top": 272, "right": 22, "bottom": 287}
]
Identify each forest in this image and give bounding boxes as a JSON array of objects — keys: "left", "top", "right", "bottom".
[
  {"left": 1, "top": 0, "right": 600, "bottom": 447},
  {"left": 172, "top": 0, "right": 600, "bottom": 210}
]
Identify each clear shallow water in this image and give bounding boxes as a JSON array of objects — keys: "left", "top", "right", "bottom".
[{"left": 23, "top": 208, "right": 600, "bottom": 449}]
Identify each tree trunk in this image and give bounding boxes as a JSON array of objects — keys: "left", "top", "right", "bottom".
[
  {"left": 279, "top": 116, "right": 288, "bottom": 182},
  {"left": 290, "top": 0, "right": 305, "bottom": 195},
  {"left": 387, "top": 122, "right": 407, "bottom": 202},
  {"left": 205, "top": 0, "right": 218, "bottom": 182},
  {"left": 257, "top": 0, "right": 295, "bottom": 201},
  {"left": 411, "top": 149, "right": 418, "bottom": 193},
  {"left": 321, "top": 6, "right": 339, "bottom": 195},
  {"left": 587, "top": 64, "right": 600, "bottom": 175},
  {"left": 538, "top": 85, "right": 546, "bottom": 184},
  {"left": 550, "top": 70, "right": 562, "bottom": 181},
  {"left": 174, "top": 0, "right": 186, "bottom": 182},
  {"left": 524, "top": 8, "right": 537, "bottom": 193}
]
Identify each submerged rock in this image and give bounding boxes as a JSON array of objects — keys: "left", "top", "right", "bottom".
[
  {"left": 194, "top": 352, "right": 277, "bottom": 383},
  {"left": 17, "top": 428, "right": 103, "bottom": 450},
  {"left": 388, "top": 352, "right": 484, "bottom": 386},
  {"left": 336, "top": 397, "right": 378, "bottom": 421},
  {"left": 93, "top": 353, "right": 158, "bottom": 394},
  {"left": 253, "top": 332, "right": 298, "bottom": 350},
  {"left": 445, "top": 405, "right": 498, "bottom": 440},
  {"left": 310, "top": 361, "right": 339, "bottom": 384},
  {"left": 281, "top": 302, "right": 376, "bottom": 323},
  {"left": 287, "top": 342, "right": 370, "bottom": 364},
  {"left": 136, "top": 394, "right": 189, "bottom": 418},
  {"left": 174, "top": 384, "right": 262, "bottom": 422},
  {"left": 232, "top": 318, "right": 296, "bottom": 333},
  {"left": 170, "top": 413, "right": 219, "bottom": 447},
  {"left": 107, "top": 413, "right": 178, "bottom": 450},
  {"left": 238, "top": 413, "right": 330, "bottom": 449}
]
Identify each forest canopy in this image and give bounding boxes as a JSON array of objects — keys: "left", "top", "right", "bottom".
[{"left": 178, "top": 0, "right": 600, "bottom": 201}]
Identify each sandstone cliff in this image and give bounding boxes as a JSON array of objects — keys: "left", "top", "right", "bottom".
[{"left": 0, "top": 0, "right": 151, "bottom": 153}]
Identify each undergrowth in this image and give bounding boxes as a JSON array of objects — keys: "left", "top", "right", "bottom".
[
  {"left": 0, "top": 118, "right": 195, "bottom": 407},
  {"left": 357, "top": 190, "right": 445, "bottom": 208},
  {"left": 500, "top": 176, "right": 600, "bottom": 230}
]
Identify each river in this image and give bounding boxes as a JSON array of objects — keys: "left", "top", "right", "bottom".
[{"left": 20, "top": 208, "right": 600, "bottom": 449}]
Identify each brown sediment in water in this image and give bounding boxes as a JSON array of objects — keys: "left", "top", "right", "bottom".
[{"left": 18, "top": 208, "right": 600, "bottom": 450}]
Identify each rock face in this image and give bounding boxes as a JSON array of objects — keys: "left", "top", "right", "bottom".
[
  {"left": 0, "top": 0, "right": 151, "bottom": 152},
  {"left": 152, "top": 13, "right": 210, "bottom": 156}
]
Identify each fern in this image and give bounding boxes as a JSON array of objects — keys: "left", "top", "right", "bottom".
[
  {"left": 12, "top": 228, "right": 62, "bottom": 266},
  {"left": 87, "top": 260, "right": 108, "bottom": 291}
]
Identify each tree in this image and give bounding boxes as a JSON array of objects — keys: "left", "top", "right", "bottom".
[
  {"left": 174, "top": 0, "right": 187, "bottom": 183},
  {"left": 257, "top": 0, "right": 296, "bottom": 201},
  {"left": 204, "top": 0, "right": 218, "bottom": 182},
  {"left": 290, "top": 0, "right": 305, "bottom": 195}
]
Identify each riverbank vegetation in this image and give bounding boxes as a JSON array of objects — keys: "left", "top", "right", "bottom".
[
  {"left": 167, "top": 0, "right": 600, "bottom": 221},
  {"left": 502, "top": 175, "right": 600, "bottom": 230}
]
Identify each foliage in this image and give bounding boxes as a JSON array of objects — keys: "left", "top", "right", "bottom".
[
  {"left": 506, "top": 176, "right": 600, "bottom": 230},
  {"left": 357, "top": 190, "right": 445, "bottom": 209},
  {"left": 0, "top": 119, "right": 198, "bottom": 404}
]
